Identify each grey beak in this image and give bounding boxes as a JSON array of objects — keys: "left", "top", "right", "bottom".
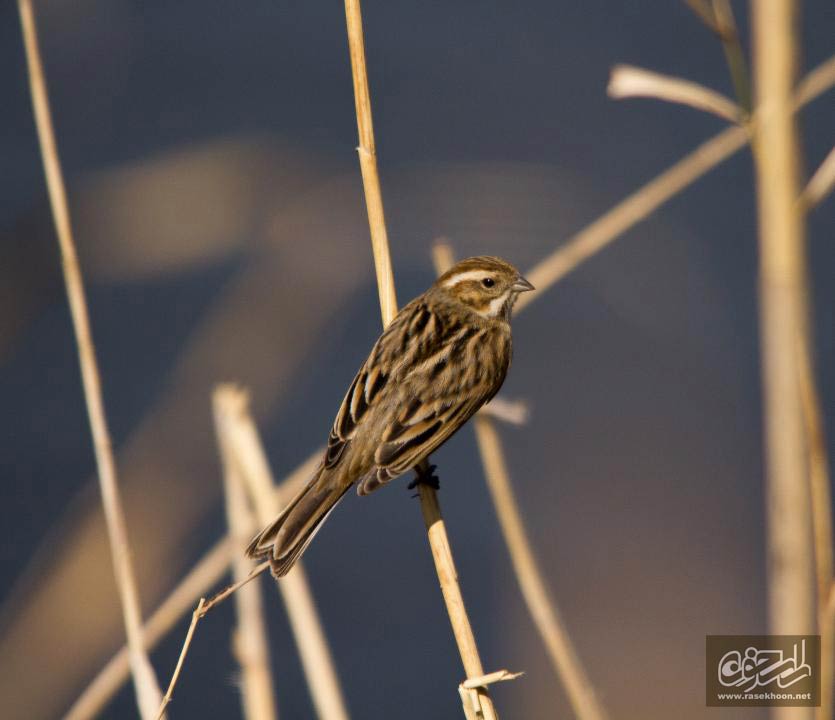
[{"left": 513, "top": 275, "right": 535, "bottom": 292}]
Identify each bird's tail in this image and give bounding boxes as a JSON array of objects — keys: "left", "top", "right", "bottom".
[{"left": 246, "top": 464, "right": 349, "bottom": 577}]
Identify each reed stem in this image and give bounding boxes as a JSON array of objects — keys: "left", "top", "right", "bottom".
[
  {"left": 17, "top": 2, "right": 163, "bottom": 717},
  {"left": 751, "top": 2, "right": 815, "bottom": 718},
  {"left": 214, "top": 391, "right": 279, "bottom": 720},
  {"left": 343, "top": 1, "right": 498, "bottom": 716}
]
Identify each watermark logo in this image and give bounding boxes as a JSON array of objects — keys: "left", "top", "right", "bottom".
[{"left": 706, "top": 635, "right": 820, "bottom": 707}]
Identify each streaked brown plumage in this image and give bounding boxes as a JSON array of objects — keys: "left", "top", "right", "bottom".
[{"left": 246, "top": 256, "right": 533, "bottom": 576}]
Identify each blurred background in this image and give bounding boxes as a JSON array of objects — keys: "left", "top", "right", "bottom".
[{"left": 1, "top": 1, "right": 834, "bottom": 718}]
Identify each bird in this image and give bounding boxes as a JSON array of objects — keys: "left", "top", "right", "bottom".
[{"left": 246, "top": 255, "right": 533, "bottom": 576}]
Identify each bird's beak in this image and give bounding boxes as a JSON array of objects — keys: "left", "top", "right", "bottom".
[{"left": 513, "top": 275, "right": 535, "bottom": 292}]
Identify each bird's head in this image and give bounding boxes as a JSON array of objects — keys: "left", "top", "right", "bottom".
[{"left": 434, "top": 256, "right": 534, "bottom": 321}]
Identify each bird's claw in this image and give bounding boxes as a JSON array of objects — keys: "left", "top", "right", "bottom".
[{"left": 407, "top": 464, "right": 440, "bottom": 491}]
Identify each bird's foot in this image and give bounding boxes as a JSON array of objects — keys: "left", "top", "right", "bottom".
[{"left": 407, "top": 464, "right": 440, "bottom": 492}]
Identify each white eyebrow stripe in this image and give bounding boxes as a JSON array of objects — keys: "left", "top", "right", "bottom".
[{"left": 442, "top": 269, "right": 491, "bottom": 287}]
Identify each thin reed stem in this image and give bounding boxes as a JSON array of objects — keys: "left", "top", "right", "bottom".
[
  {"left": 17, "top": 2, "right": 163, "bottom": 718},
  {"left": 200, "top": 563, "right": 271, "bottom": 615},
  {"left": 344, "top": 0, "right": 398, "bottom": 325},
  {"left": 751, "top": 12, "right": 815, "bottom": 720},
  {"left": 152, "top": 563, "right": 273, "bottom": 718},
  {"left": 343, "top": 2, "right": 498, "bottom": 717},
  {"left": 795, "top": 56, "right": 835, "bottom": 107},
  {"left": 686, "top": 0, "right": 751, "bottom": 112},
  {"left": 710, "top": 0, "right": 752, "bottom": 113},
  {"left": 215, "top": 385, "right": 350, "bottom": 720},
  {"left": 432, "top": 243, "right": 607, "bottom": 720},
  {"left": 801, "top": 144, "right": 835, "bottom": 210},
  {"left": 214, "top": 392, "right": 279, "bottom": 720},
  {"left": 417, "top": 484, "right": 496, "bottom": 719},
  {"left": 155, "top": 599, "right": 205, "bottom": 720}
]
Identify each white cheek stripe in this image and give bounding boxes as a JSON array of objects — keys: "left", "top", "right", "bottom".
[
  {"left": 483, "top": 291, "right": 511, "bottom": 317},
  {"left": 442, "top": 269, "right": 490, "bottom": 287}
]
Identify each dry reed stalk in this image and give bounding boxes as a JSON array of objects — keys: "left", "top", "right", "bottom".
[
  {"left": 515, "top": 53, "right": 835, "bottom": 317},
  {"left": 415, "top": 486, "right": 497, "bottom": 719},
  {"left": 343, "top": 2, "right": 499, "bottom": 717},
  {"left": 801, "top": 144, "right": 835, "bottom": 210},
  {"left": 16, "top": 2, "right": 164, "bottom": 718},
  {"left": 795, "top": 56, "right": 835, "bottom": 107},
  {"left": 200, "top": 562, "right": 272, "bottom": 614},
  {"left": 214, "top": 385, "right": 350, "bottom": 720},
  {"left": 751, "top": 7, "right": 815, "bottom": 720},
  {"left": 214, "top": 392, "right": 279, "bottom": 720},
  {"left": 684, "top": 21, "right": 835, "bottom": 688},
  {"left": 431, "top": 243, "right": 607, "bottom": 720},
  {"left": 66, "top": 450, "right": 320, "bottom": 720},
  {"left": 686, "top": 0, "right": 751, "bottom": 112},
  {"left": 344, "top": 0, "right": 398, "bottom": 323},
  {"left": 152, "top": 563, "right": 273, "bottom": 717},
  {"left": 155, "top": 599, "right": 205, "bottom": 720},
  {"left": 608, "top": 65, "right": 742, "bottom": 122},
  {"left": 685, "top": 0, "right": 726, "bottom": 36},
  {"left": 710, "top": 0, "right": 751, "bottom": 112}
]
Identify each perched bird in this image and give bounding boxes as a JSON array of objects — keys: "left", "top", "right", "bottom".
[{"left": 247, "top": 256, "right": 533, "bottom": 576}]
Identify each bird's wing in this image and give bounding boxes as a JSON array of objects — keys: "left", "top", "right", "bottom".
[
  {"left": 324, "top": 359, "right": 389, "bottom": 468},
  {"left": 325, "top": 298, "right": 503, "bottom": 494},
  {"left": 323, "top": 299, "right": 424, "bottom": 470},
  {"left": 355, "top": 389, "right": 488, "bottom": 495}
]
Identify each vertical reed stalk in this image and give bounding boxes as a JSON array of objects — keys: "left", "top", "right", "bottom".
[
  {"left": 751, "top": 3, "right": 815, "bottom": 719},
  {"left": 214, "top": 393, "right": 279, "bottom": 720},
  {"left": 344, "top": 0, "right": 398, "bottom": 324},
  {"left": 215, "top": 386, "right": 350, "bottom": 720},
  {"left": 417, "top": 486, "right": 497, "bottom": 720},
  {"left": 17, "top": 2, "right": 163, "bottom": 717},
  {"left": 343, "top": 2, "right": 498, "bottom": 716}
]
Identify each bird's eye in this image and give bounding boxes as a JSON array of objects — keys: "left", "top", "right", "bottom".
[{"left": 481, "top": 277, "right": 495, "bottom": 288}]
